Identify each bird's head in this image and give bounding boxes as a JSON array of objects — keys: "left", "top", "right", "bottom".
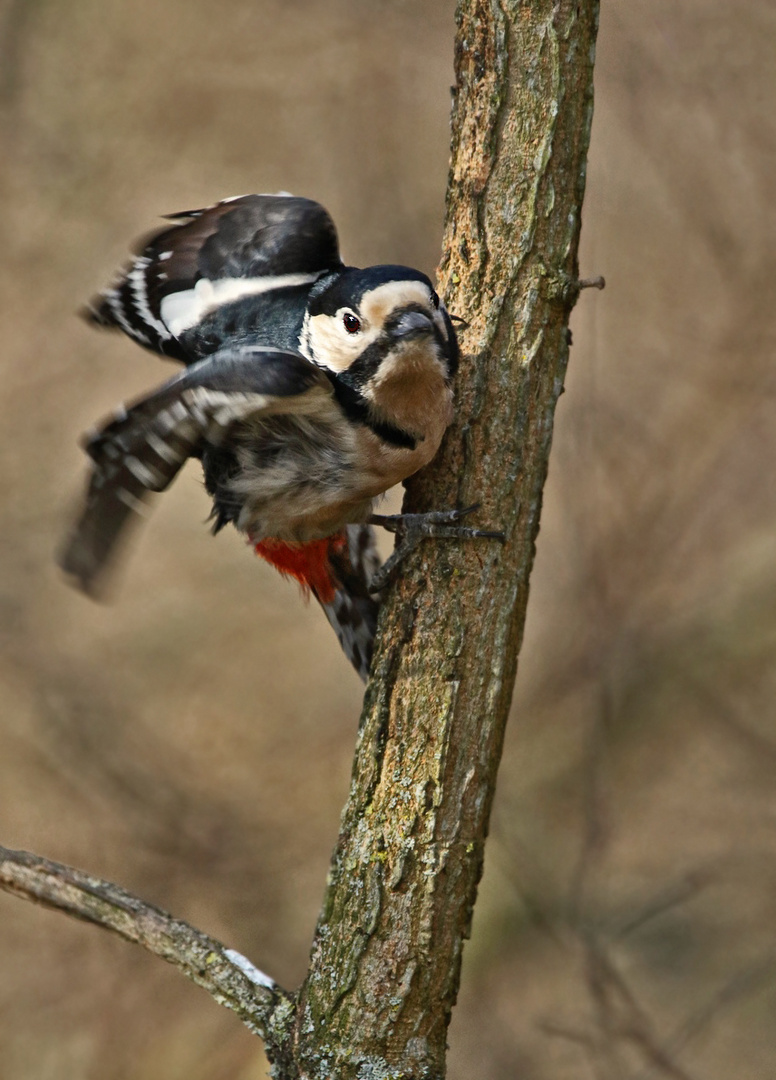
[{"left": 301, "top": 265, "right": 458, "bottom": 395}]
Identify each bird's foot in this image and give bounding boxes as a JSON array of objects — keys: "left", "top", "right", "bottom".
[{"left": 367, "top": 504, "right": 504, "bottom": 592}]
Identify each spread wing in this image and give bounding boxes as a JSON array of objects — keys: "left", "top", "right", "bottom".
[
  {"left": 59, "top": 346, "right": 333, "bottom": 595},
  {"left": 83, "top": 194, "right": 343, "bottom": 361}
]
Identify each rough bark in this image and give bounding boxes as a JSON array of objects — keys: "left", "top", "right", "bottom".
[
  {"left": 0, "top": 2, "right": 599, "bottom": 1077},
  {"left": 294, "top": 2, "right": 600, "bottom": 1077},
  {"left": 0, "top": 845, "right": 294, "bottom": 1042}
]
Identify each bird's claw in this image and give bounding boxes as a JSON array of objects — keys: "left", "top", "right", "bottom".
[{"left": 367, "top": 504, "right": 504, "bottom": 592}]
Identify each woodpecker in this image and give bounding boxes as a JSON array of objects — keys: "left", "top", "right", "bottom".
[{"left": 60, "top": 194, "right": 460, "bottom": 680}]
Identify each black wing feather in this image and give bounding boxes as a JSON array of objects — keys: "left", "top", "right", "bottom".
[
  {"left": 83, "top": 195, "right": 343, "bottom": 360},
  {"left": 59, "top": 347, "right": 330, "bottom": 595}
]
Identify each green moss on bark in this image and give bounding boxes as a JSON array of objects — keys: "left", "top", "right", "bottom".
[{"left": 293, "top": 2, "right": 600, "bottom": 1078}]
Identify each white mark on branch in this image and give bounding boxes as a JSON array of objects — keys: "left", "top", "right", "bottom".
[
  {"left": 224, "top": 948, "right": 277, "bottom": 990},
  {"left": 0, "top": 844, "right": 291, "bottom": 1049}
]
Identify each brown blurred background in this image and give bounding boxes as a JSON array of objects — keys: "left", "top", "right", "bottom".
[{"left": 1, "top": 1, "right": 775, "bottom": 1077}]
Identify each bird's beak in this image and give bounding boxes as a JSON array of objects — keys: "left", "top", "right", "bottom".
[{"left": 391, "top": 310, "right": 435, "bottom": 341}]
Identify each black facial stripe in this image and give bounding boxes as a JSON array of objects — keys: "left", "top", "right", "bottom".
[
  {"left": 339, "top": 335, "right": 396, "bottom": 389},
  {"left": 368, "top": 417, "right": 419, "bottom": 451},
  {"left": 440, "top": 308, "right": 459, "bottom": 378},
  {"left": 339, "top": 319, "right": 455, "bottom": 389},
  {"left": 325, "top": 374, "right": 418, "bottom": 450}
]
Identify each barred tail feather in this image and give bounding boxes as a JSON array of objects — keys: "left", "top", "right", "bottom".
[
  {"left": 254, "top": 526, "right": 382, "bottom": 682},
  {"left": 317, "top": 525, "right": 381, "bottom": 682}
]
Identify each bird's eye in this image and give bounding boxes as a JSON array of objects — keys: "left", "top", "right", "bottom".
[
  {"left": 431, "top": 291, "right": 440, "bottom": 309},
  {"left": 343, "top": 312, "right": 361, "bottom": 334}
]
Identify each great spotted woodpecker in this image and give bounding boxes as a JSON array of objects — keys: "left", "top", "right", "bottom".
[{"left": 60, "top": 194, "right": 462, "bottom": 680}]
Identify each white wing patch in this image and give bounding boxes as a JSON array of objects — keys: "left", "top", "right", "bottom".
[{"left": 160, "top": 272, "right": 325, "bottom": 336}]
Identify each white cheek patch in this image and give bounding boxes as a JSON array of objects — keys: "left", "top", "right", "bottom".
[
  {"left": 301, "top": 279, "right": 443, "bottom": 374},
  {"left": 302, "top": 312, "right": 382, "bottom": 373},
  {"left": 160, "top": 272, "right": 325, "bottom": 336}
]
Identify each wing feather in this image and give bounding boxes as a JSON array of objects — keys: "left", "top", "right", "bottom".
[
  {"left": 83, "top": 195, "right": 342, "bottom": 359},
  {"left": 59, "top": 347, "right": 332, "bottom": 595}
]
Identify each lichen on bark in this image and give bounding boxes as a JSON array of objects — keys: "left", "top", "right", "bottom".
[
  {"left": 293, "top": 2, "right": 600, "bottom": 1077},
  {"left": 0, "top": 3, "right": 600, "bottom": 1077}
]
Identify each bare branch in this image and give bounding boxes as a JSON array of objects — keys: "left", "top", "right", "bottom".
[
  {"left": 0, "top": 845, "right": 294, "bottom": 1048},
  {"left": 614, "top": 870, "right": 714, "bottom": 941},
  {"left": 583, "top": 934, "right": 699, "bottom": 1080},
  {"left": 641, "top": 950, "right": 776, "bottom": 1080}
]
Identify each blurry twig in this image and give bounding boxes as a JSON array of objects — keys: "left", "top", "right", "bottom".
[
  {"left": 614, "top": 870, "right": 714, "bottom": 941},
  {"left": 0, "top": 845, "right": 291, "bottom": 1042},
  {"left": 542, "top": 931, "right": 699, "bottom": 1080},
  {"left": 684, "top": 671, "right": 776, "bottom": 766},
  {"left": 635, "top": 950, "right": 776, "bottom": 1080},
  {"left": 544, "top": 863, "right": 776, "bottom": 1080},
  {"left": 583, "top": 937, "right": 699, "bottom": 1080},
  {"left": 567, "top": 682, "right": 613, "bottom": 928},
  {"left": 540, "top": 1015, "right": 620, "bottom": 1080}
]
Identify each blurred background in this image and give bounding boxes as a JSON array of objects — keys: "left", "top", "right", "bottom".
[{"left": 1, "top": 1, "right": 775, "bottom": 1077}]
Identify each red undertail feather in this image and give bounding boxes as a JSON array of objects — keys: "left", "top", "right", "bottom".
[{"left": 253, "top": 534, "right": 348, "bottom": 604}]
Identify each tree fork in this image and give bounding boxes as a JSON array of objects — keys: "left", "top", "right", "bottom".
[
  {"left": 0, "top": 2, "right": 599, "bottom": 1077},
  {"left": 295, "top": 1, "right": 600, "bottom": 1076}
]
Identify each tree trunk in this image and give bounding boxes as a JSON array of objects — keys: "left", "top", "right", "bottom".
[
  {"left": 293, "top": 1, "right": 600, "bottom": 1076},
  {"left": 0, "top": 2, "right": 599, "bottom": 1076}
]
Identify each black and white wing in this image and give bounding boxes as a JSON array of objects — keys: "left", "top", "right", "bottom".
[
  {"left": 59, "top": 346, "right": 333, "bottom": 594},
  {"left": 84, "top": 195, "right": 343, "bottom": 361}
]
